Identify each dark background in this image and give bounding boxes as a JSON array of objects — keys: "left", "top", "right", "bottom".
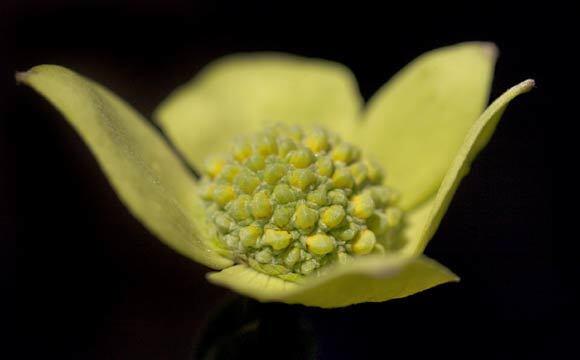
[{"left": 2, "top": 1, "right": 564, "bottom": 359}]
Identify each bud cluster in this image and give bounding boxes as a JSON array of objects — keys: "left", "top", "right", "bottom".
[{"left": 199, "top": 124, "right": 403, "bottom": 281}]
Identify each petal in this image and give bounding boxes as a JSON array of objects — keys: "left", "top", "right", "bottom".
[
  {"left": 356, "top": 42, "right": 497, "bottom": 209},
  {"left": 154, "top": 53, "right": 363, "bottom": 170},
  {"left": 397, "top": 197, "right": 436, "bottom": 255},
  {"left": 207, "top": 255, "right": 458, "bottom": 308},
  {"left": 402, "top": 80, "right": 535, "bottom": 255},
  {"left": 17, "top": 65, "right": 233, "bottom": 270}
]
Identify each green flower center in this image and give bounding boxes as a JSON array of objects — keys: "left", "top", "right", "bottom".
[{"left": 199, "top": 124, "right": 404, "bottom": 281}]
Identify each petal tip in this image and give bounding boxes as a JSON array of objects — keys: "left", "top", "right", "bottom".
[
  {"left": 478, "top": 41, "right": 499, "bottom": 61},
  {"left": 204, "top": 271, "right": 215, "bottom": 282},
  {"left": 15, "top": 65, "right": 70, "bottom": 84},
  {"left": 507, "top": 79, "right": 536, "bottom": 97},
  {"left": 454, "top": 41, "right": 499, "bottom": 61},
  {"left": 15, "top": 70, "right": 31, "bottom": 83},
  {"left": 521, "top": 78, "right": 536, "bottom": 90}
]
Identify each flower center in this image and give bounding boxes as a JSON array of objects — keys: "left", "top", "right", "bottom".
[{"left": 199, "top": 124, "right": 403, "bottom": 281}]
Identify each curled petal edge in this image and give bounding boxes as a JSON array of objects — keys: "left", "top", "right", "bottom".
[{"left": 207, "top": 254, "right": 458, "bottom": 308}]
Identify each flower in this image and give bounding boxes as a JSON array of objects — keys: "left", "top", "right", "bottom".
[{"left": 17, "top": 42, "right": 533, "bottom": 308}]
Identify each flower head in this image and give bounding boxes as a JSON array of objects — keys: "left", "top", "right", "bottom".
[
  {"left": 199, "top": 124, "right": 403, "bottom": 281},
  {"left": 17, "top": 42, "right": 533, "bottom": 308}
]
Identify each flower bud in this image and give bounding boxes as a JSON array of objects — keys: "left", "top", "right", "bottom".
[
  {"left": 321, "top": 205, "right": 346, "bottom": 229},
  {"left": 250, "top": 190, "right": 273, "bottom": 219},
  {"left": 349, "top": 193, "right": 375, "bottom": 219},
  {"left": 306, "top": 234, "right": 335, "bottom": 255},
  {"left": 294, "top": 203, "right": 319, "bottom": 230},
  {"left": 331, "top": 167, "right": 354, "bottom": 189},
  {"left": 288, "top": 148, "right": 315, "bottom": 168},
  {"left": 351, "top": 229, "right": 376, "bottom": 255},
  {"left": 303, "top": 128, "right": 329, "bottom": 153},
  {"left": 263, "top": 229, "right": 292, "bottom": 250}
]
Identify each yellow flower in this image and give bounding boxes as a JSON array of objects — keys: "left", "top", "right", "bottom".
[{"left": 17, "top": 42, "right": 533, "bottom": 308}]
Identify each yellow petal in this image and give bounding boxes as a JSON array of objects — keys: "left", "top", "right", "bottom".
[
  {"left": 17, "top": 65, "right": 233, "bottom": 269},
  {"left": 207, "top": 255, "right": 458, "bottom": 308},
  {"left": 154, "top": 53, "right": 363, "bottom": 170},
  {"left": 357, "top": 42, "right": 497, "bottom": 209},
  {"left": 400, "top": 80, "right": 535, "bottom": 255}
]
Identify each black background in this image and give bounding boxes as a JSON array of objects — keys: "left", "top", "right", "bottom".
[{"left": 2, "top": 1, "right": 564, "bottom": 359}]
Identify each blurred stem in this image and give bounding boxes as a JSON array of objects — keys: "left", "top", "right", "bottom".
[{"left": 194, "top": 296, "right": 316, "bottom": 360}]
